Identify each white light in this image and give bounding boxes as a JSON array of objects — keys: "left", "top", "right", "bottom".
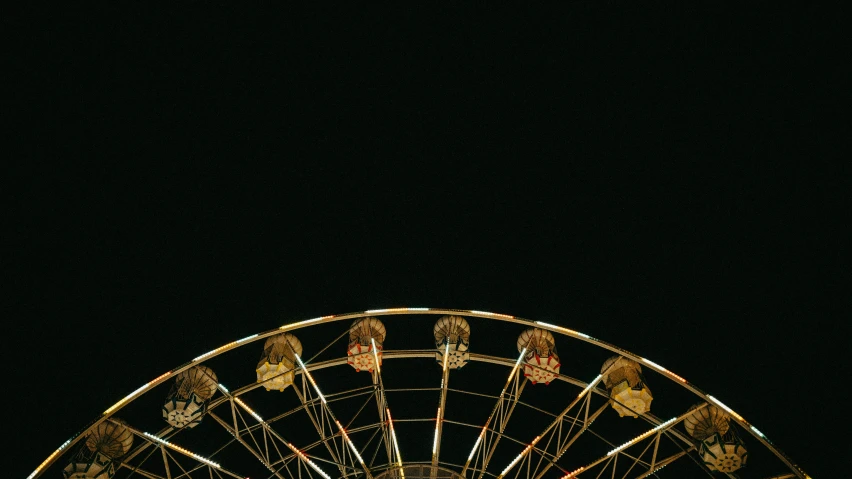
[
  {"left": 640, "top": 357, "right": 687, "bottom": 383},
  {"left": 335, "top": 420, "right": 365, "bottom": 465},
  {"left": 144, "top": 432, "right": 221, "bottom": 468},
  {"left": 295, "top": 354, "right": 326, "bottom": 404},
  {"left": 26, "top": 438, "right": 75, "bottom": 479},
  {"left": 433, "top": 407, "right": 441, "bottom": 455},
  {"left": 366, "top": 307, "right": 417, "bottom": 313},
  {"left": 468, "top": 427, "right": 486, "bottom": 461},
  {"left": 534, "top": 321, "right": 589, "bottom": 338},
  {"left": 194, "top": 334, "right": 258, "bottom": 361},
  {"left": 104, "top": 371, "right": 171, "bottom": 414},
  {"left": 280, "top": 316, "right": 329, "bottom": 331},
  {"left": 371, "top": 338, "right": 381, "bottom": 374},
  {"left": 499, "top": 436, "right": 540, "bottom": 477},
  {"left": 285, "top": 443, "right": 332, "bottom": 479},
  {"left": 217, "top": 383, "right": 229, "bottom": 394},
  {"left": 607, "top": 417, "right": 677, "bottom": 457},
  {"left": 387, "top": 408, "right": 404, "bottom": 471},
  {"left": 750, "top": 425, "right": 766, "bottom": 438},
  {"left": 502, "top": 348, "right": 526, "bottom": 394},
  {"left": 234, "top": 397, "right": 263, "bottom": 422},
  {"left": 579, "top": 374, "right": 602, "bottom": 398},
  {"left": 469, "top": 310, "right": 514, "bottom": 319},
  {"left": 708, "top": 395, "right": 744, "bottom": 421}
]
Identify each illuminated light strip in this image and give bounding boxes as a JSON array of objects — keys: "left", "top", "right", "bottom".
[
  {"left": 26, "top": 438, "right": 74, "bottom": 479},
  {"left": 503, "top": 348, "right": 527, "bottom": 394},
  {"left": 143, "top": 432, "right": 221, "bottom": 468},
  {"left": 579, "top": 374, "right": 603, "bottom": 398},
  {"left": 470, "top": 310, "right": 515, "bottom": 319},
  {"left": 280, "top": 316, "right": 332, "bottom": 331},
  {"left": 104, "top": 371, "right": 172, "bottom": 414},
  {"left": 640, "top": 357, "right": 687, "bottom": 383},
  {"left": 366, "top": 307, "right": 426, "bottom": 313},
  {"left": 750, "top": 425, "right": 766, "bottom": 438},
  {"left": 228, "top": 383, "right": 332, "bottom": 479},
  {"left": 464, "top": 348, "right": 527, "bottom": 465},
  {"left": 708, "top": 395, "right": 744, "bottom": 421},
  {"left": 535, "top": 321, "right": 591, "bottom": 339},
  {"left": 284, "top": 443, "right": 332, "bottom": 479},
  {"left": 561, "top": 466, "right": 585, "bottom": 479},
  {"left": 295, "top": 354, "right": 326, "bottom": 404},
  {"left": 217, "top": 383, "right": 229, "bottom": 394},
  {"left": 335, "top": 420, "right": 366, "bottom": 465},
  {"left": 433, "top": 407, "right": 442, "bottom": 455},
  {"left": 193, "top": 334, "right": 258, "bottom": 362},
  {"left": 386, "top": 408, "right": 405, "bottom": 475},
  {"left": 499, "top": 436, "right": 540, "bottom": 477},
  {"left": 607, "top": 417, "right": 677, "bottom": 457},
  {"left": 234, "top": 397, "right": 264, "bottom": 423},
  {"left": 468, "top": 427, "right": 486, "bottom": 461},
  {"left": 371, "top": 338, "right": 381, "bottom": 374},
  {"left": 442, "top": 342, "right": 449, "bottom": 372}
]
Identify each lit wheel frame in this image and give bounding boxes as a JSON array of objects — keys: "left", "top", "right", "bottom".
[{"left": 28, "top": 308, "right": 811, "bottom": 479}]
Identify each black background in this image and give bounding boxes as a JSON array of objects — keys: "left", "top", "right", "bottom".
[{"left": 8, "top": 3, "right": 846, "bottom": 478}]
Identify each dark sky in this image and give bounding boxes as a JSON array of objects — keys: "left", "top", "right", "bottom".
[{"left": 9, "top": 3, "right": 846, "bottom": 479}]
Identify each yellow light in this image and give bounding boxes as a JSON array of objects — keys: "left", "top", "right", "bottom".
[
  {"left": 104, "top": 371, "right": 172, "bottom": 414},
  {"left": 442, "top": 342, "right": 449, "bottom": 372},
  {"left": 433, "top": 407, "right": 441, "bottom": 455},
  {"left": 280, "top": 316, "right": 332, "bottom": 331},
  {"left": 470, "top": 310, "right": 515, "bottom": 319},
  {"left": 535, "top": 321, "right": 590, "bottom": 339},
  {"left": 561, "top": 466, "right": 584, "bottom": 478},
  {"left": 386, "top": 408, "right": 404, "bottom": 473}
]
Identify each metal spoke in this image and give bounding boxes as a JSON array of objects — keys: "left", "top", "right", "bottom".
[
  {"left": 460, "top": 348, "right": 528, "bottom": 478},
  {"left": 296, "top": 353, "right": 374, "bottom": 478}
]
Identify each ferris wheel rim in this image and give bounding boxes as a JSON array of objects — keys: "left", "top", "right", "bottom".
[{"left": 27, "top": 307, "right": 810, "bottom": 479}]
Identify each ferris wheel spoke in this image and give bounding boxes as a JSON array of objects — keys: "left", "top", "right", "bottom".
[
  {"left": 205, "top": 409, "right": 289, "bottom": 479},
  {"left": 117, "top": 422, "right": 246, "bottom": 479},
  {"left": 430, "top": 342, "right": 451, "bottom": 474},
  {"left": 296, "top": 353, "right": 375, "bottom": 479},
  {"left": 530, "top": 398, "right": 609, "bottom": 479},
  {"left": 493, "top": 374, "right": 605, "bottom": 479},
  {"left": 560, "top": 406, "right": 704, "bottom": 479},
  {"left": 367, "top": 337, "right": 405, "bottom": 473},
  {"left": 292, "top": 376, "right": 348, "bottom": 476},
  {"left": 30, "top": 310, "right": 811, "bottom": 479},
  {"left": 631, "top": 444, "right": 697, "bottom": 479},
  {"left": 215, "top": 388, "right": 338, "bottom": 479},
  {"left": 459, "top": 348, "right": 528, "bottom": 479}
]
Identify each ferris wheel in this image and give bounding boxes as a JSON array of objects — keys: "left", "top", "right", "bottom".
[{"left": 27, "top": 308, "right": 811, "bottom": 479}]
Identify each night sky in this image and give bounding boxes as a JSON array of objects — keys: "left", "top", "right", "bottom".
[{"left": 9, "top": 3, "right": 844, "bottom": 479}]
